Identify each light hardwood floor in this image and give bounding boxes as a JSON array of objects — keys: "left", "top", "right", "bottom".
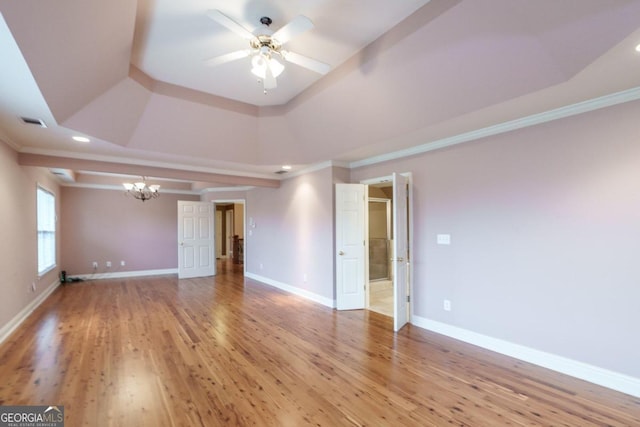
[{"left": 0, "top": 261, "right": 638, "bottom": 426}]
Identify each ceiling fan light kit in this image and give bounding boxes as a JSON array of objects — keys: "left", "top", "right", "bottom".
[{"left": 205, "top": 10, "right": 330, "bottom": 93}]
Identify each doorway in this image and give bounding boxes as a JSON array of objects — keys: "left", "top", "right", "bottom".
[
  {"left": 368, "top": 193, "right": 393, "bottom": 317},
  {"left": 213, "top": 200, "right": 246, "bottom": 270},
  {"left": 335, "top": 173, "right": 412, "bottom": 331}
]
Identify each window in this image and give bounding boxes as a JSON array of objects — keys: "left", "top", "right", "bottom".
[{"left": 37, "top": 186, "right": 56, "bottom": 275}]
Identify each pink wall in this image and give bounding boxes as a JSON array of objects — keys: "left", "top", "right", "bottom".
[
  {"left": 245, "top": 167, "right": 339, "bottom": 300},
  {"left": 60, "top": 187, "right": 199, "bottom": 275},
  {"left": 351, "top": 98, "right": 640, "bottom": 378},
  {"left": 0, "top": 141, "right": 60, "bottom": 333}
]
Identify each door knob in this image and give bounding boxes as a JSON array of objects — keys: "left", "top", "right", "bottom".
[{"left": 339, "top": 251, "right": 345, "bottom": 256}]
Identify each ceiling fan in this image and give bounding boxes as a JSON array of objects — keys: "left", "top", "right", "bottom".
[{"left": 204, "top": 10, "right": 331, "bottom": 92}]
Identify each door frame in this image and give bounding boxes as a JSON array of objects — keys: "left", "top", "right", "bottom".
[
  {"left": 360, "top": 173, "right": 414, "bottom": 327},
  {"left": 212, "top": 199, "right": 246, "bottom": 273}
]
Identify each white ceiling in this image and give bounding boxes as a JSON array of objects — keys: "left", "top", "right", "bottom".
[
  {"left": 131, "top": 0, "right": 431, "bottom": 106},
  {"left": 1, "top": 0, "right": 640, "bottom": 191}
]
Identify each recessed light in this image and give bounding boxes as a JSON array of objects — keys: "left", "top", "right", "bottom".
[
  {"left": 282, "top": 165, "right": 292, "bottom": 170},
  {"left": 636, "top": 43, "right": 640, "bottom": 52},
  {"left": 72, "top": 136, "right": 90, "bottom": 142}
]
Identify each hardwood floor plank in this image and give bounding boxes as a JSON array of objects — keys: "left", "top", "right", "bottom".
[{"left": 0, "top": 261, "right": 638, "bottom": 426}]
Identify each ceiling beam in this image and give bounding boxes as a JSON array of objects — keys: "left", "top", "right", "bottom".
[{"left": 17, "top": 153, "right": 280, "bottom": 188}]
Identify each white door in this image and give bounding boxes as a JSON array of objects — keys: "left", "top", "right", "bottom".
[
  {"left": 392, "top": 173, "right": 409, "bottom": 331},
  {"left": 335, "top": 184, "right": 366, "bottom": 310},
  {"left": 178, "top": 201, "right": 216, "bottom": 279}
]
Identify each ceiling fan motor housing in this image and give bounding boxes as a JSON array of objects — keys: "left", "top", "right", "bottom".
[{"left": 251, "top": 35, "right": 281, "bottom": 56}]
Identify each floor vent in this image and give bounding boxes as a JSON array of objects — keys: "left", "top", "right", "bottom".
[{"left": 21, "top": 117, "right": 47, "bottom": 128}]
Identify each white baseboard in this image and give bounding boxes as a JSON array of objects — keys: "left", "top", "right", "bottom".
[
  {"left": 245, "top": 272, "right": 335, "bottom": 308},
  {"left": 0, "top": 279, "right": 60, "bottom": 345},
  {"left": 70, "top": 268, "right": 178, "bottom": 281},
  {"left": 411, "top": 315, "right": 640, "bottom": 398}
]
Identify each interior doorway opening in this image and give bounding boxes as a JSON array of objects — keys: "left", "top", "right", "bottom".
[
  {"left": 335, "top": 173, "right": 412, "bottom": 331},
  {"left": 213, "top": 200, "right": 246, "bottom": 271},
  {"left": 368, "top": 190, "right": 393, "bottom": 317}
]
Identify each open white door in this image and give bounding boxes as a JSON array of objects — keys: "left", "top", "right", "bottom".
[
  {"left": 392, "top": 173, "right": 409, "bottom": 331},
  {"left": 178, "top": 201, "right": 216, "bottom": 279},
  {"left": 335, "top": 184, "right": 366, "bottom": 310}
]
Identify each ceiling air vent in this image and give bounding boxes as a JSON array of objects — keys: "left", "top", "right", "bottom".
[
  {"left": 49, "top": 169, "right": 75, "bottom": 182},
  {"left": 274, "top": 170, "right": 289, "bottom": 175},
  {"left": 21, "top": 117, "right": 47, "bottom": 128}
]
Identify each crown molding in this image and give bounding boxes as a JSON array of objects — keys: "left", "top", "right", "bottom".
[
  {"left": 350, "top": 86, "right": 640, "bottom": 169},
  {"left": 283, "top": 160, "right": 350, "bottom": 179}
]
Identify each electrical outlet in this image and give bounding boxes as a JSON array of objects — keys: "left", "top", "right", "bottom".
[
  {"left": 443, "top": 299, "right": 452, "bottom": 311},
  {"left": 31, "top": 282, "right": 36, "bottom": 292},
  {"left": 106, "top": 261, "right": 112, "bottom": 268},
  {"left": 120, "top": 260, "right": 126, "bottom": 267},
  {"left": 259, "top": 263, "right": 263, "bottom": 270},
  {"left": 303, "top": 273, "right": 308, "bottom": 283},
  {"left": 92, "top": 261, "right": 98, "bottom": 269}
]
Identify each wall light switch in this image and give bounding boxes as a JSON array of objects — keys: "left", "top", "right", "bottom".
[{"left": 437, "top": 234, "right": 451, "bottom": 245}]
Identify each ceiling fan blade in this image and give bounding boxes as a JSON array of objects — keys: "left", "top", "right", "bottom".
[
  {"left": 206, "top": 9, "right": 255, "bottom": 40},
  {"left": 282, "top": 51, "right": 330, "bottom": 75},
  {"left": 204, "top": 50, "right": 250, "bottom": 67},
  {"left": 272, "top": 15, "right": 313, "bottom": 44},
  {"left": 264, "top": 66, "right": 277, "bottom": 90}
]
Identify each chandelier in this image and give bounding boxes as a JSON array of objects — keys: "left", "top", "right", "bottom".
[{"left": 123, "top": 177, "right": 160, "bottom": 202}]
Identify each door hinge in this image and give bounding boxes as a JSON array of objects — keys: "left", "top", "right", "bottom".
[{"left": 407, "top": 295, "right": 410, "bottom": 303}]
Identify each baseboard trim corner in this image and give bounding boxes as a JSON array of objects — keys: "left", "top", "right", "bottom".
[
  {"left": 245, "top": 272, "right": 335, "bottom": 308},
  {"left": 0, "top": 279, "right": 60, "bottom": 345}
]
